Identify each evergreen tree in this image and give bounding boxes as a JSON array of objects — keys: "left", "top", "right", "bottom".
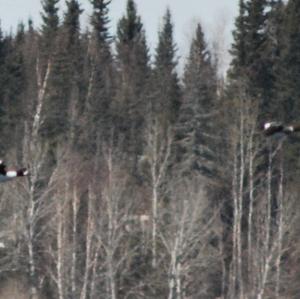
[
  {"left": 228, "top": 0, "right": 272, "bottom": 117},
  {"left": 115, "top": 0, "right": 150, "bottom": 156},
  {"left": 0, "top": 26, "right": 10, "bottom": 155},
  {"left": 39, "top": 0, "right": 60, "bottom": 78},
  {"left": 276, "top": 0, "right": 300, "bottom": 121},
  {"left": 63, "top": 0, "right": 82, "bottom": 52},
  {"left": 80, "top": 0, "right": 114, "bottom": 156},
  {"left": 116, "top": 0, "right": 149, "bottom": 95},
  {"left": 90, "top": 0, "right": 111, "bottom": 43},
  {"left": 61, "top": 0, "right": 84, "bottom": 146},
  {"left": 229, "top": 0, "right": 247, "bottom": 78},
  {"left": 261, "top": 0, "right": 285, "bottom": 118},
  {"left": 23, "top": 18, "right": 39, "bottom": 126},
  {"left": 0, "top": 23, "right": 27, "bottom": 155},
  {"left": 39, "top": 0, "right": 81, "bottom": 142},
  {"left": 7, "top": 23, "right": 26, "bottom": 145},
  {"left": 273, "top": 0, "right": 300, "bottom": 179},
  {"left": 40, "top": 0, "right": 60, "bottom": 50},
  {"left": 176, "top": 24, "right": 218, "bottom": 179},
  {"left": 152, "top": 8, "right": 181, "bottom": 127}
]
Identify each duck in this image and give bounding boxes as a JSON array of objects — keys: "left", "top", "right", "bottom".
[{"left": 0, "top": 160, "right": 28, "bottom": 183}]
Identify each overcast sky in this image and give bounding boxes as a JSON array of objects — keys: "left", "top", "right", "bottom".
[{"left": 0, "top": 0, "right": 239, "bottom": 72}]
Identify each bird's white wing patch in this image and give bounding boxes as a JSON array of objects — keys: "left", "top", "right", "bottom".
[
  {"left": 6, "top": 171, "right": 17, "bottom": 178},
  {"left": 264, "top": 122, "right": 272, "bottom": 129}
]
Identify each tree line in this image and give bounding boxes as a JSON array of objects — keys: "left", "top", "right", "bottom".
[{"left": 0, "top": 0, "right": 300, "bottom": 298}]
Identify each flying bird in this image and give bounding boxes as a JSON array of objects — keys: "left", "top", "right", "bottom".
[
  {"left": 263, "top": 121, "right": 300, "bottom": 137},
  {"left": 0, "top": 160, "right": 28, "bottom": 183}
]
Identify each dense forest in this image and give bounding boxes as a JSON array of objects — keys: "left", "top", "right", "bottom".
[{"left": 0, "top": 0, "right": 300, "bottom": 298}]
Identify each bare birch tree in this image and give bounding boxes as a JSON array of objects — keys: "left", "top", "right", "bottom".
[
  {"left": 139, "top": 115, "right": 173, "bottom": 269},
  {"left": 83, "top": 144, "right": 141, "bottom": 299},
  {"left": 21, "top": 58, "right": 53, "bottom": 299},
  {"left": 157, "top": 179, "right": 222, "bottom": 299}
]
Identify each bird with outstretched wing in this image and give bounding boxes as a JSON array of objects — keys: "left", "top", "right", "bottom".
[
  {"left": 263, "top": 121, "right": 300, "bottom": 137},
  {"left": 0, "top": 160, "right": 28, "bottom": 183}
]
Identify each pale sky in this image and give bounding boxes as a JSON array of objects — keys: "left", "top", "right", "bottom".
[{"left": 0, "top": 0, "right": 239, "bottom": 72}]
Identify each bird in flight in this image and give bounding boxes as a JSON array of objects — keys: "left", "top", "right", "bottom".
[
  {"left": 0, "top": 160, "right": 28, "bottom": 183},
  {"left": 263, "top": 121, "right": 300, "bottom": 137}
]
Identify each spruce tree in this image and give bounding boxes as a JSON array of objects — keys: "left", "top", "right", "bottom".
[
  {"left": 115, "top": 0, "right": 149, "bottom": 156},
  {"left": 81, "top": 0, "right": 114, "bottom": 156},
  {"left": 262, "top": 0, "right": 285, "bottom": 118},
  {"left": 0, "top": 23, "right": 27, "bottom": 155},
  {"left": 40, "top": 0, "right": 59, "bottom": 43},
  {"left": 40, "top": 0, "right": 60, "bottom": 66},
  {"left": 229, "top": 0, "right": 247, "bottom": 78},
  {"left": 273, "top": 0, "right": 300, "bottom": 178},
  {"left": 276, "top": 0, "right": 300, "bottom": 121},
  {"left": 23, "top": 18, "right": 39, "bottom": 127},
  {"left": 176, "top": 24, "right": 217, "bottom": 179},
  {"left": 63, "top": 0, "right": 82, "bottom": 52},
  {"left": 61, "top": 0, "right": 84, "bottom": 146},
  {"left": 228, "top": 0, "right": 272, "bottom": 116},
  {"left": 39, "top": 0, "right": 81, "bottom": 142},
  {"left": 0, "top": 27, "right": 10, "bottom": 155},
  {"left": 90, "top": 0, "right": 111, "bottom": 43},
  {"left": 152, "top": 8, "right": 181, "bottom": 127}
]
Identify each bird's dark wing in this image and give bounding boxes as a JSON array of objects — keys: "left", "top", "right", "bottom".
[
  {"left": 289, "top": 123, "right": 300, "bottom": 132},
  {"left": 263, "top": 122, "right": 284, "bottom": 136},
  {"left": 0, "top": 161, "right": 7, "bottom": 175}
]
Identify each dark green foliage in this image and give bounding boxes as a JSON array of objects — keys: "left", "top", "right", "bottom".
[
  {"left": 117, "top": 0, "right": 143, "bottom": 46},
  {"left": 229, "top": 0, "right": 247, "bottom": 74},
  {"left": 40, "top": 0, "right": 83, "bottom": 144},
  {"left": 40, "top": 0, "right": 59, "bottom": 41},
  {"left": 80, "top": 0, "right": 114, "bottom": 157},
  {"left": 176, "top": 24, "right": 218, "bottom": 179},
  {"left": 116, "top": 0, "right": 149, "bottom": 94},
  {"left": 39, "top": 0, "right": 60, "bottom": 79},
  {"left": 260, "top": 0, "right": 285, "bottom": 118},
  {"left": 90, "top": 0, "right": 112, "bottom": 43},
  {"left": 0, "top": 24, "right": 26, "bottom": 154},
  {"left": 273, "top": 0, "right": 300, "bottom": 177},
  {"left": 276, "top": 0, "right": 300, "bottom": 121},
  {"left": 152, "top": 8, "right": 181, "bottom": 126},
  {"left": 39, "top": 52, "right": 71, "bottom": 140},
  {"left": 115, "top": 0, "right": 150, "bottom": 156},
  {"left": 63, "top": 0, "right": 83, "bottom": 50},
  {"left": 229, "top": 0, "right": 274, "bottom": 117}
]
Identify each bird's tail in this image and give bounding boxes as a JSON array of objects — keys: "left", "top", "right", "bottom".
[
  {"left": 17, "top": 168, "right": 29, "bottom": 177},
  {"left": 292, "top": 123, "right": 300, "bottom": 132}
]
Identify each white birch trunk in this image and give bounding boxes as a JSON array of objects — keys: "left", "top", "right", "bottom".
[
  {"left": 247, "top": 127, "right": 254, "bottom": 295},
  {"left": 27, "top": 59, "right": 52, "bottom": 299},
  {"left": 168, "top": 234, "right": 182, "bottom": 299},
  {"left": 149, "top": 122, "right": 172, "bottom": 268},
  {"left": 257, "top": 247, "right": 275, "bottom": 299},
  {"left": 257, "top": 144, "right": 274, "bottom": 298},
  {"left": 167, "top": 200, "right": 187, "bottom": 299},
  {"left": 32, "top": 60, "right": 51, "bottom": 141},
  {"left": 71, "top": 186, "right": 78, "bottom": 297},
  {"left": 106, "top": 149, "right": 117, "bottom": 299},
  {"left": 90, "top": 244, "right": 100, "bottom": 299},
  {"left": 230, "top": 146, "right": 239, "bottom": 299},
  {"left": 150, "top": 122, "right": 158, "bottom": 269},
  {"left": 275, "top": 157, "right": 284, "bottom": 297},
  {"left": 151, "top": 182, "right": 158, "bottom": 269},
  {"left": 80, "top": 186, "right": 94, "bottom": 299},
  {"left": 56, "top": 198, "right": 64, "bottom": 299},
  {"left": 237, "top": 103, "right": 245, "bottom": 298},
  {"left": 28, "top": 189, "right": 38, "bottom": 299}
]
